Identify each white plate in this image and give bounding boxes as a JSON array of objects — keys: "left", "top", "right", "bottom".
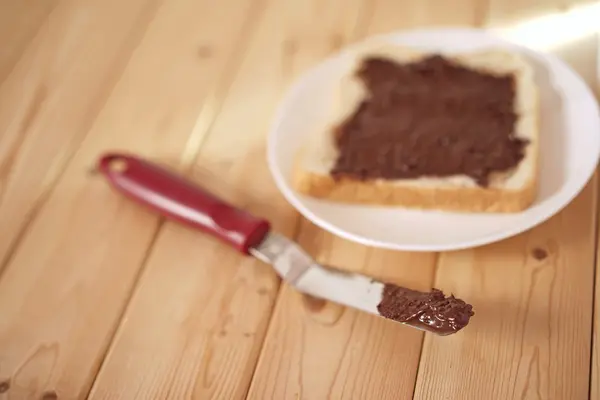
[{"left": 267, "top": 28, "right": 600, "bottom": 252}]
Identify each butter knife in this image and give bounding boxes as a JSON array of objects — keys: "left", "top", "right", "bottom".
[{"left": 97, "top": 153, "right": 474, "bottom": 336}]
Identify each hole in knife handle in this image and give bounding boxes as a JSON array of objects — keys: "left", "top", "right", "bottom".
[
  {"left": 107, "top": 159, "right": 128, "bottom": 174},
  {"left": 90, "top": 154, "right": 129, "bottom": 177}
]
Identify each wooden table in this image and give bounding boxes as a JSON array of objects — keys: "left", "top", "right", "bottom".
[{"left": 1, "top": 0, "right": 599, "bottom": 399}]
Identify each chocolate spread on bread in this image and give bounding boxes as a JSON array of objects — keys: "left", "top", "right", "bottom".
[
  {"left": 330, "top": 55, "right": 528, "bottom": 186},
  {"left": 377, "top": 284, "right": 474, "bottom": 335}
]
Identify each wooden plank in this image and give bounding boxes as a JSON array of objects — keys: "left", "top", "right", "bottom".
[
  {"left": 0, "top": 0, "right": 263, "bottom": 398},
  {"left": 248, "top": 221, "right": 439, "bottom": 400},
  {"left": 0, "top": 0, "right": 161, "bottom": 271},
  {"left": 414, "top": 3, "right": 600, "bottom": 399},
  {"left": 87, "top": 0, "right": 374, "bottom": 398},
  {"left": 414, "top": 178, "right": 598, "bottom": 400},
  {"left": 483, "top": 0, "right": 564, "bottom": 26},
  {"left": 415, "top": 180, "right": 597, "bottom": 399},
  {"left": 0, "top": 0, "right": 58, "bottom": 83},
  {"left": 246, "top": 1, "right": 484, "bottom": 399}
]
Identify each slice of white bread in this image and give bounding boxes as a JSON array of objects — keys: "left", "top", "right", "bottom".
[{"left": 293, "top": 41, "right": 539, "bottom": 213}]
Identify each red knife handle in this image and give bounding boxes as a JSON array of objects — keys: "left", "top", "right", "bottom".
[{"left": 97, "top": 153, "right": 271, "bottom": 254}]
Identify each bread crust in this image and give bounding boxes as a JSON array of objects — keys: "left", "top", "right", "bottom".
[
  {"left": 294, "top": 167, "right": 537, "bottom": 212},
  {"left": 293, "top": 42, "right": 539, "bottom": 213}
]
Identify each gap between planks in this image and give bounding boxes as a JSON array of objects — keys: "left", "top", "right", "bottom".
[
  {"left": 88, "top": 0, "right": 385, "bottom": 398},
  {"left": 413, "top": 2, "right": 600, "bottom": 396},
  {"left": 85, "top": 1, "right": 272, "bottom": 396},
  {"left": 245, "top": 1, "right": 484, "bottom": 399},
  {"left": 241, "top": 0, "right": 380, "bottom": 395},
  {"left": 0, "top": 0, "right": 165, "bottom": 276},
  {"left": 0, "top": 0, "right": 59, "bottom": 85},
  {"left": 0, "top": 0, "right": 270, "bottom": 398}
]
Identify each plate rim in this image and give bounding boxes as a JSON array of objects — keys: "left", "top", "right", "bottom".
[{"left": 267, "top": 27, "right": 600, "bottom": 252}]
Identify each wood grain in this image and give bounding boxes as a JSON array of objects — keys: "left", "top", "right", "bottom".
[
  {"left": 0, "top": 0, "right": 265, "bottom": 398},
  {"left": 414, "top": 179, "right": 598, "bottom": 400},
  {"left": 414, "top": 3, "right": 600, "bottom": 399},
  {"left": 247, "top": 220, "right": 438, "bottom": 400},
  {"left": 88, "top": 0, "right": 373, "bottom": 398},
  {"left": 0, "top": 0, "right": 598, "bottom": 399},
  {"left": 0, "top": 0, "right": 57, "bottom": 83},
  {"left": 0, "top": 0, "right": 160, "bottom": 272},
  {"left": 246, "top": 1, "right": 483, "bottom": 399}
]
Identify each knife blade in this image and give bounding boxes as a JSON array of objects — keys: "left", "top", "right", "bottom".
[{"left": 97, "top": 153, "right": 474, "bottom": 336}]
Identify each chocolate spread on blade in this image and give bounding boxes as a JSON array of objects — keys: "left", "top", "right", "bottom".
[
  {"left": 331, "top": 55, "right": 529, "bottom": 186},
  {"left": 377, "top": 284, "right": 474, "bottom": 335}
]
